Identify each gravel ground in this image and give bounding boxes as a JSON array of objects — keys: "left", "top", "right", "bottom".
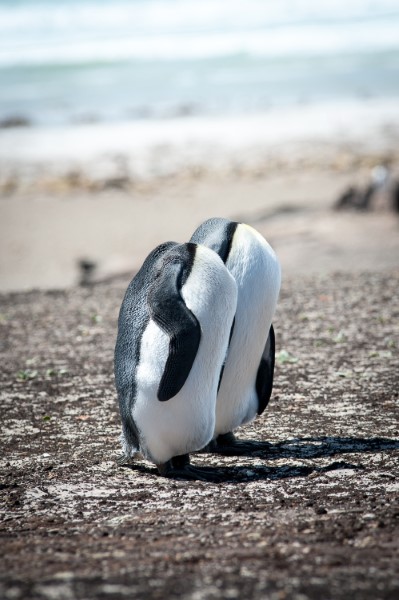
[{"left": 0, "top": 271, "right": 398, "bottom": 599}]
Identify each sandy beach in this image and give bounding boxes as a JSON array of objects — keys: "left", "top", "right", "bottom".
[{"left": 1, "top": 100, "right": 399, "bottom": 292}]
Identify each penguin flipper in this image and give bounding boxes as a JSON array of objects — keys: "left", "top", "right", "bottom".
[
  {"left": 256, "top": 324, "right": 276, "bottom": 415},
  {"left": 148, "top": 258, "right": 201, "bottom": 402}
]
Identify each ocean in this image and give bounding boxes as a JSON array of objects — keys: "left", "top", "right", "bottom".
[{"left": 1, "top": 0, "right": 399, "bottom": 127}]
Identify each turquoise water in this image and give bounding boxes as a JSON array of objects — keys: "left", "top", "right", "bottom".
[{"left": 1, "top": 0, "right": 399, "bottom": 125}]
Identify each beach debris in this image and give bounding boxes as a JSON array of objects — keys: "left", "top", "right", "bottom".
[
  {"left": 391, "top": 179, "right": 399, "bottom": 213},
  {"left": 78, "top": 259, "right": 97, "bottom": 286},
  {"left": 0, "top": 115, "right": 31, "bottom": 128},
  {"left": 333, "top": 165, "right": 390, "bottom": 211},
  {"left": 77, "top": 256, "right": 135, "bottom": 286}
]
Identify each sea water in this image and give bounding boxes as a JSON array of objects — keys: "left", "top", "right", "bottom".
[{"left": 1, "top": 0, "right": 399, "bottom": 127}]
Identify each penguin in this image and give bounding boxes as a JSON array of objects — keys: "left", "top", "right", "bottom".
[
  {"left": 114, "top": 241, "right": 237, "bottom": 480},
  {"left": 190, "top": 218, "right": 281, "bottom": 454}
]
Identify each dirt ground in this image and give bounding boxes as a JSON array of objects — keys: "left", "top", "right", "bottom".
[{"left": 0, "top": 269, "right": 398, "bottom": 599}]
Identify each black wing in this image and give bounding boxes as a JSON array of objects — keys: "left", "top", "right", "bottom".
[
  {"left": 114, "top": 242, "right": 179, "bottom": 449},
  {"left": 256, "top": 324, "right": 275, "bottom": 415},
  {"left": 148, "top": 251, "right": 201, "bottom": 402}
]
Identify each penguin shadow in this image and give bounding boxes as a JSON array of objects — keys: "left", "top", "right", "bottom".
[
  {"left": 120, "top": 436, "right": 399, "bottom": 483},
  {"left": 250, "top": 435, "right": 399, "bottom": 461}
]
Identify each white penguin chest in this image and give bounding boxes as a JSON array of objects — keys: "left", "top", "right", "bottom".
[{"left": 214, "top": 224, "right": 281, "bottom": 433}]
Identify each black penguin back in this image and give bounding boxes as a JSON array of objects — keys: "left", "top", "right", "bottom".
[
  {"left": 114, "top": 242, "right": 178, "bottom": 449},
  {"left": 114, "top": 241, "right": 201, "bottom": 450}
]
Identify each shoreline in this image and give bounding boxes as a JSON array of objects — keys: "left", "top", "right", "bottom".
[{"left": 1, "top": 98, "right": 399, "bottom": 194}]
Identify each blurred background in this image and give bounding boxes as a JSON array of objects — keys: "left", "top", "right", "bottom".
[{"left": 1, "top": 0, "right": 399, "bottom": 290}]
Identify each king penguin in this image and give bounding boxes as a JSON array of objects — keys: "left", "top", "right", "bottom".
[
  {"left": 114, "top": 241, "right": 237, "bottom": 480},
  {"left": 190, "top": 218, "right": 281, "bottom": 454}
]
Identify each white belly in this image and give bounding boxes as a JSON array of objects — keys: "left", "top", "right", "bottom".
[
  {"left": 133, "top": 245, "right": 237, "bottom": 464},
  {"left": 214, "top": 224, "right": 281, "bottom": 435}
]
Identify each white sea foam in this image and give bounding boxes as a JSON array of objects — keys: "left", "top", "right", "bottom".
[
  {"left": 0, "top": 0, "right": 399, "bottom": 125},
  {"left": 1, "top": 99, "right": 398, "bottom": 176},
  {"left": 1, "top": 0, "right": 399, "bottom": 64}
]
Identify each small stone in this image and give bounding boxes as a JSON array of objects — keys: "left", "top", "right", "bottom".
[{"left": 315, "top": 507, "right": 327, "bottom": 515}]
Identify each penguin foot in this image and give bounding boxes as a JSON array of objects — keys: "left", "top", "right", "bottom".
[
  {"left": 157, "top": 454, "right": 222, "bottom": 482},
  {"left": 116, "top": 451, "right": 141, "bottom": 466},
  {"left": 116, "top": 453, "right": 130, "bottom": 466},
  {"left": 206, "top": 432, "right": 270, "bottom": 456}
]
